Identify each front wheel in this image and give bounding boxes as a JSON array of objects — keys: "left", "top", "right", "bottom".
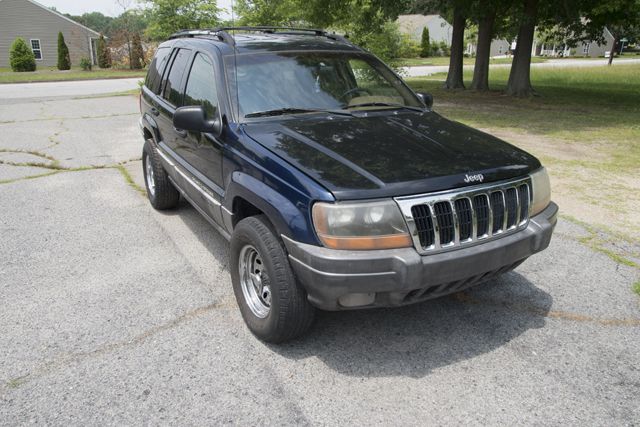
[{"left": 230, "top": 215, "right": 315, "bottom": 343}]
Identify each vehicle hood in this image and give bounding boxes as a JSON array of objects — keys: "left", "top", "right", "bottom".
[{"left": 242, "top": 111, "right": 541, "bottom": 200}]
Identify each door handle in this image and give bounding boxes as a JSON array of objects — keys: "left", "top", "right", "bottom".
[
  {"left": 174, "top": 128, "right": 188, "bottom": 138},
  {"left": 150, "top": 107, "right": 159, "bottom": 116}
]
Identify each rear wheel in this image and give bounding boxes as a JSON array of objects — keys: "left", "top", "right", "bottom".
[
  {"left": 142, "top": 139, "right": 179, "bottom": 210},
  {"left": 230, "top": 215, "right": 315, "bottom": 343}
]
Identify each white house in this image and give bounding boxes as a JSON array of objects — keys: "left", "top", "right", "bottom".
[{"left": 397, "top": 14, "right": 452, "bottom": 45}]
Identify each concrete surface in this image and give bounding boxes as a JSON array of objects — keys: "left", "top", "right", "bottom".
[
  {"left": 0, "top": 78, "right": 142, "bottom": 104},
  {"left": 0, "top": 80, "right": 639, "bottom": 425}
]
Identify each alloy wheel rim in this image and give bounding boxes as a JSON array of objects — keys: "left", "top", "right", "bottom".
[
  {"left": 238, "top": 244, "right": 271, "bottom": 318},
  {"left": 145, "top": 154, "right": 156, "bottom": 197}
]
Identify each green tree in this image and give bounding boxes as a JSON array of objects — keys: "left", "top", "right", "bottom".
[
  {"left": 57, "top": 32, "right": 71, "bottom": 70},
  {"left": 145, "top": 0, "right": 220, "bottom": 40},
  {"left": 469, "top": 0, "right": 514, "bottom": 91},
  {"left": 420, "top": 26, "right": 431, "bottom": 57},
  {"left": 235, "top": 0, "right": 409, "bottom": 62},
  {"left": 68, "top": 12, "right": 114, "bottom": 35},
  {"left": 9, "top": 38, "right": 36, "bottom": 72},
  {"left": 97, "top": 34, "right": 111, "bottom": 68},
  {"left": 130, "top": 32, "right": 144, "bottom": 69},
  {"left": 565, "top": 0, "right": 640, "bottom": 65}
]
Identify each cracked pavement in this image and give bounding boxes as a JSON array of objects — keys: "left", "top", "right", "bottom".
[{"left": 0, "top": 80, "right": 639, "bottom": 425}]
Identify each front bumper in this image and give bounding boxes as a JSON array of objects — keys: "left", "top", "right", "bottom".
[{"left": 283, "top": 202, "right": 558, "bottom": 310}]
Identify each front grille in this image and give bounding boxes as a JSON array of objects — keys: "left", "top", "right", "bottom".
[
  {"left": 434, "top": 201, "right": 455, "bottom": 245},
  {"left": 395, "top": 178, "right": 531, "bottom": 254}
]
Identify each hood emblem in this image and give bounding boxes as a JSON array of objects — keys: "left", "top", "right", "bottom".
[{"left": 463, "top": 173, "right": 484, "bottom": 184}]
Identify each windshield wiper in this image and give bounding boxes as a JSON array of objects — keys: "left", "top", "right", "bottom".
[
  {"left": 245, "top": 107, "right": 352, "bottom": 118},
  {"left": 346, "top": 102, "right": 424, "bottom": 112}
]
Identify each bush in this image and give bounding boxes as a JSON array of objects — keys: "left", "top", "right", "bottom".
[
  {"left": 57, "top": 32, "right": 71, "bottom": 70},
  {"left": 130, "top": 32, "right": 144, "bottom": 69},
  {"left": 79, "top": 57, "right": 92, "bottom": 71},
  {"left": 97, "top": 34, "right": 111, "bottom": 68},
  {"left": 439, "top": 41, "right": 451, "bottom": 56},
  {"left": 9, "top": 38, "right": 36, "bottom": 72},
  {"left": 420, "top": 27, "right": 431, "bottom": 57},
  {"left": 351, "top": 21, "right": 402, "bottom": 64},
  {"left": 398, "top": 34, "right": 421, "bottom": 58}
]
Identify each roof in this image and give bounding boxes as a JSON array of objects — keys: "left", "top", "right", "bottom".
[
  {"left": 10, "top": 0, "right": 103, "bottom": 37},
  {"left": 232, "top": 33, "right": 361, "bottom": 54},
  {"left": 166, "top": 29, "right": 362, "bottom": 55}
]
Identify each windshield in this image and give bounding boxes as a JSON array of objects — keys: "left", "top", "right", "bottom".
[{"left": 225, "top": 51, "right": 423, "bottom": 119}]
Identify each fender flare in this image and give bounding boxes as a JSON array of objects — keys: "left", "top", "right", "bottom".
[
  {"left": 140, "top": 114, "right": 161, "bottom": 145},
  {"left": 224, "top": 171, "right": 317, "bottom": 245}
]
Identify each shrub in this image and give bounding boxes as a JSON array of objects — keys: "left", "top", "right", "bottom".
[
  {"left": 9, "top": 37, "right": 36, "bottom": 72},
  {"left": 130, "top": 32, "right": 144, "bottom": 69},
  {"left": 398, "top": 34, "right": 421, "bottom": 58},
  {"left": 97, "top": 34, "right": 111, "bottom": 69},
  {"left": 57, "top": 32, "right": 71, "bottom": 70},
  {"left": 439, "top": 41, "right": 451, "bottom": 56},
  {"left": 420, "top": 27, "right": 431, "bottom": 57},
  {"left": 351, "top": 21, "right": 402, "bottom": 64},
  {"left": 79, "top": 57, "right": 92, "bottom": 71}
]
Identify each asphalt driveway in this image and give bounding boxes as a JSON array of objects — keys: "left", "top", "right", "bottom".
[{"left": 0, "top": 81, "right": 638, "bottom": 425}]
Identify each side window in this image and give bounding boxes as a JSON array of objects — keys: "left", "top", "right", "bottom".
[
  {"left": 145, "top": 47, "right": 171, "bottom": 93},
  {"left": 183, "top": 53, "right": 219, "bottom": 119},
  {"left": 162, "top": 48, "right": 191, "bottom": 106}
]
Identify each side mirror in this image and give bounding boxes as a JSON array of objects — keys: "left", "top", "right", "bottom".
[
  {"left": 416, "top": 92, "right": 433, "bottom": 109},
  {"left": 173, "top": 105, "right": 222, "bottom": 136}
]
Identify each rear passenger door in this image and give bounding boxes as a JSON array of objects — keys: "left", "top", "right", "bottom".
[{"left": 156, "top": 47, "right": 192, "bottom": 155}]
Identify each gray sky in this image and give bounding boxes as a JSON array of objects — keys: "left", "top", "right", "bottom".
[{"left": 36, "top": 0, "right": 234, "bottom": 19}]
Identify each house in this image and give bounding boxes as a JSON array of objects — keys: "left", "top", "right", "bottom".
[
  {"left": 532, "top": 27, "right": 615, "bottom": 58},
  {"left": 0, "top": 0, "right": 102, "bottom": 68},
  {"left": 397, "top": 14, "right": 453, "bottom": 46},
  {"left": 466, "top": 39, "right": 511, "bottom": 57}
]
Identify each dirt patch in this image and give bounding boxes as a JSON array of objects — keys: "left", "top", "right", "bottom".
[{"left": 480, "top": 127, "right": 640, "bottom": 243}]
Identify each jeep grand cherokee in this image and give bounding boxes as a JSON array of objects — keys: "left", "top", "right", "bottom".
[{"left": 139, "top": 27, "right": 558, "bottom": 343}]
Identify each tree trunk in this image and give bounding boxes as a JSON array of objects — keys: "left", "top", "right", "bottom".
[
  {"left": 506, "top": 0, "right": 538, "bottom": 97},
  {"left": 444, "top": 9, "right": 466, "bottom": 90},
  {"left": 608, "top": 37, "right": 618, "bottom": 66},
  {"left": 470, "top": 12, "right": 495, "bottom": 91}
]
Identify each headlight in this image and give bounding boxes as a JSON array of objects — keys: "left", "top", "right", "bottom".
[
  {"left": 312, "top": 200, "right": 412, "bottom": 250},
  {"left": 530, "top": 167, "right": 551, "bottom": 216}
]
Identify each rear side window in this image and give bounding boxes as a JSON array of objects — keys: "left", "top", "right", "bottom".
[
  {"left": 183, "top": 53, "right": 219, "bottom": 119},
  {"left": 145, "top": 47, "right": 171, "bottom": 94},
  {"left": 162, "top": 48, "right": 191, "bottom": 106}
]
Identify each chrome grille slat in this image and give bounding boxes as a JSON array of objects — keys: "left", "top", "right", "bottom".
[{"left": 395, "top": 177, "right": 532, "bottom": 255}]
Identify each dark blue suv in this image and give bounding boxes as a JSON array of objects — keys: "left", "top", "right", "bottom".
[{"left": 139, "top": 27, "right": 558, "bottom": 343}]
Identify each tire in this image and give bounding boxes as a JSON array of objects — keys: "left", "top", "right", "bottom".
[
  {"left": 230, "top": 215, "right": 315, "bottom": 343},
  {"left": 142, "top": 139, "right": 180, "bottom": 210}
]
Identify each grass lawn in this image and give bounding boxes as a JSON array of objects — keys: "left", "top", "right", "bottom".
[
  {"left": 407, "top": 63, "right": 640, "bottom": 260},
  {"left": 398, "top": 56, "right": 547, "bottom": 67},
  {"left": 0, "top": 66, "right": 146, "bottom": 84}
]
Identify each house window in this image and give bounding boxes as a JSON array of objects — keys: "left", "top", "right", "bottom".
[
  {"left": 583, "top": 44, "right": 590, "bottom": 55},
  {"left": 30, "top": 39, "right": 43, "bottom": 60}
]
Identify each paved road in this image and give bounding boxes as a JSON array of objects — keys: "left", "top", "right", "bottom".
[
  {"left": 0, "top": 78, "right": 142, "bottom": 103},
  {"left": 403, "top": 57, "right": 640, "bottom": 77},
  {"left": 0, "top": 81, "right": 639, "bottom": 425}
]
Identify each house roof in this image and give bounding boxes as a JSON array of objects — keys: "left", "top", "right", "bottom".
[{"left": 1, "top": 0, "right": 103, "bottom": 37}]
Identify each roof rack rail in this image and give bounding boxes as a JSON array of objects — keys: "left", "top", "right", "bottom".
[
  {"left": 168, "top": 29, "right": 235, "bottom": 46},
  {"left": 168, "top": 26, "right": 351, "bottom": 47}
]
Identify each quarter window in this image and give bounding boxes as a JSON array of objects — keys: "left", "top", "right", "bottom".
[
  {"left": 183, "top": 53, "right": 219, "bottom": 119},
  {"left": 145, "top": 47, "right": 171, "bottom": 94},
  {"left": 162, "top": 48, "right": 191, "bottom": 106},
  {"left": 30, "top": 39, "right": 42, "bottom": 60}
]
